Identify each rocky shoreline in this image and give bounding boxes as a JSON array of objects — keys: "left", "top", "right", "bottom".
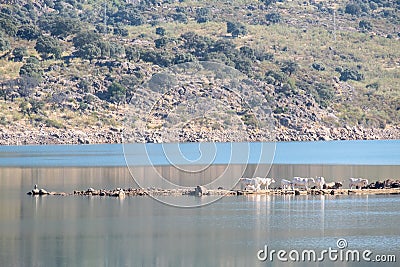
[
  {"left": 2, "top": 125, "right": 400, "bottom": 145},
  {"left": 27, "top": 185, "right": 400, "bottom": 198}
]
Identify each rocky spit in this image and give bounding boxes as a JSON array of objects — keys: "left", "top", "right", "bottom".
[{"left": 27, "top": 182, "right": 400, "bottom": 198}]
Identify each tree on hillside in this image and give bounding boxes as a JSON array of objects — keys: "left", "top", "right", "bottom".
[
  {"left": 0, "top": 31, "right": 10, "bottom": 52},
  {"left": 16, "top": 25, "right": 40, "bottom": 41},
  {"left": 266, "top": 12, "right": 281, "bottom": 24},
  {"left": 107, "top": 82, "right": 126, "bottom": 106},
  {"left": 345, "top": 3, "right": 361, "bottom": 16},
  {"left": 19, "top": 62, "right": 42, "bottom": 80},
  {"left": 73, "top": 31, "right": 101, "bottom": 50},
  {"left": 172, "top": 12, "right": 188, "bottom": 24},
  {"left": 280, "top": 60, "right": 299, "bottom": 76},
  {"left": 48, "top": 17, "right": 82, "bottom": 38},
  {"left": 155, "top": 37, "right": 169, "bottom": 48},
  {"left": 265, "top": 70, "right": 288, "bottom": 85},
  {"left": 156, "top": 27, "right": 166, "bottom": 36},
  {"left": 226, "top": 21, "right": 248, "bottom": 38},
  {"left": 12, "top": 47, "right": 28, "bottom": 62},
  {"left": 339, "top": 68, "right": 364, "bottom": 82},
  {"left": 212, "top": 39, "right": 236, "bottom": 54},
  {"left": 18, "top": 75, "right": 41, "bottom": 98},
  {"left": 125, "top": 46, "right": 139, "bottom": 61},
  {"left": 239, "top": 46, "right": 256, "bottom": 60},
  {"left": 181, "top": 32, "right": 213, "bottom": 57},
  {"left": 35, "top": 35, "right": 63, "bottom": 59},
  {"left": 0, "top": 17, "right": 18, "bottom": 36},
  {"left": 315, "top": 83, "right": 334, "bottom": 108},
  {"left": 75, "top": 44, "right": 101, "bottom": 62},
  {"left": 113, "top": 4, "right": 145, "bottom": 26},
  {"left": 109, "top": 42, "right": 125, "bottom": 58},
  {"left": 73, "top": 31, "right": 103, "bottom": 60},
  {"left": 260, "top": 0, "right": 277, "bottom": 6},
  {"left": 196, "top": 7, "right": 211, "bottom": 23},
  {"left": 359, "top": 20, "right": 372, "bottom": 31},
  {"left": 113, "top": 26, "right": 129, "bottom": 37}
]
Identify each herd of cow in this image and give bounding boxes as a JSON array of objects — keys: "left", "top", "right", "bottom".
[{"left": 239, "top": 177, "right": 370, "bottom": 191}]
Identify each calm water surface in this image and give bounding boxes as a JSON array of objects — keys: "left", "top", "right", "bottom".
[
  {"left": 0, "top": 140, "right": 400, "bottom": 166},
  {"left": 0, "top": 141, "right": 399, "bottom": 266},
  {"left": 0, "top": 188, "right": 399, "bottom": 267}
]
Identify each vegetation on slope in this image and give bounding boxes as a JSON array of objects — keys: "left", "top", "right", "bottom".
[{"left": 0, "top": 0, "right": 399, "bottom": 143}]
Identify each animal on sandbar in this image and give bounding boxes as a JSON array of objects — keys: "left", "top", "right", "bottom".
[
  {"left": 256, "top": 177, "right": 276, "bottom": 190},
  {"left": 281, "top": 179, "right": 293, "bottom": 190},
  {"left": 349, "top": 178, "right": 369, "bottom": 189},
  {"left": 315, "top": 177, "right": 326, "bottom": 189},
  {"left": 239, "top": 178, "right": 259, "bottom": 191},
  {"left": 324, "top": 181, "right": 343, "bottom": 189},
  {"left": 31, "top": 184, "right": 40, "bottom": 195},
  {"left": 292, "top": 177, "right": 315, "bottom": 190},
  {"left": 118, "top": 188, "right": 125, "bottom": 198}
]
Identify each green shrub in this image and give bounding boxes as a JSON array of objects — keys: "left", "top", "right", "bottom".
[
  {"left": 280, "top": 60, "right": 299, "bottom": 76},
  {"left": 0, "top": 30, "right": 10, "bottom": 51},
  {"left": 227, "top": 21, "right": 248, "bottom": 38},
  {"left": 107, "top": 82, "right": 126, "bottom": 105},
  {"left": 12, "top": 47, "right": 28, "bottom": 62},
  {"left": 312, "top": 62, "right": 325, "bottom": 71},
  {"left": 196, "top": 7, "right": 211, "bottom": 23},
  {"left": 35, "top": 35, "right": 63, "bottom": 59},
  {"left": 45, "top": 118, "right": 64, "bottom": 129},
  {"left": 339, "top": 68, "right": 364, "bottom": 82},
  {"left": 345, "top": 3, "right": 361, "bottom": 16},
  {"left": 266, "top": 12, "right": 281, "bottom": 24},
  {"left": 359, "top": 20, "right": 372, "bottom": 31},
  {"left": 156, "top": 27, "right": 166, "bottom": 36},
  {"left": 16, "top": 25, "right": 40, "bottom": 40}
]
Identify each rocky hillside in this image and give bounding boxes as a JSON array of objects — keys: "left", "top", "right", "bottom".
[{"left": 0, "top": 0, "right": 399, "bottom": 144}]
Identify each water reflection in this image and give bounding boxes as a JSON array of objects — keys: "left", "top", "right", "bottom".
[{"left": 0, "top": 167, "right": 399, "bottom": 266}]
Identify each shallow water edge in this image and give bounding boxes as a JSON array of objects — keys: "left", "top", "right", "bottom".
[{"left": 2, "top": 164, "right": 400, "bottom": 194}]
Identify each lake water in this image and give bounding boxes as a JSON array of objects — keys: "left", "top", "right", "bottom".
[
  {"left": 0, "top": 140, "right": 399, "bottom": 167},
  {"left": 0, "top": 140, "right": 399, "bottom": 266}
]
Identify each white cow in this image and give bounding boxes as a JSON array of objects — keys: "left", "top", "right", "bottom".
[
  {"left": 281, "top": 179, "right": 293, "bottom": 190},
  {"left": 292, "top": 177, "right": 315, "bottom": 190},
  {"left": 349, "top": 178, "right": 369, "bottom": 189},
  {"left": 240, "top": 178, "right": 260, "bottom": 191},
  {"left": 256, "top": 177, "right": 276, "bottom": 190},
  {"left": 315, "top": 177, "right": 326, "bottom": 189}
]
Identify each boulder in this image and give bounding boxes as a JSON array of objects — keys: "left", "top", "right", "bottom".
[
  {"left": 39, "top": 189, "right": 48, "bottom": 195},
  {"left": 86, "top": 187, "right": 95, "bottom": 194},
  {"left": 194, "top": 185, "right": 208, "bottom": 196},
  {"left": 279, "top": 117, "right": 290, "bottom": 127},
  {"left": 391, "top": 182, "right": 400, "bottom": 188}
]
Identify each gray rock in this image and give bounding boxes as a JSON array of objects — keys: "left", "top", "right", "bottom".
[
  {"left": 279, "top": 117, "right": 290, "bottom": 127},
  {"left": 194, "top": 185, "right": 208, "bottom": 196},
  {"left": 39, "top": 189, "right": 48, "bottom": 195}
]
